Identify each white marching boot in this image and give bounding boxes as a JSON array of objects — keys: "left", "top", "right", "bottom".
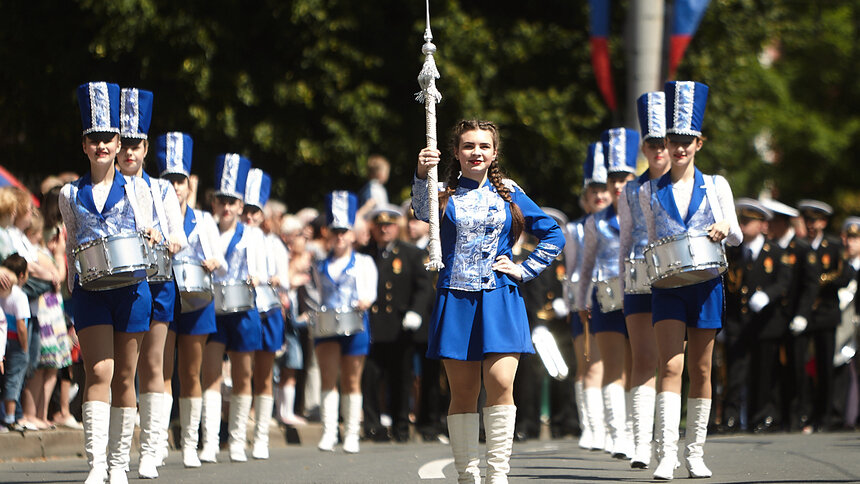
[
  {"left": 137, "top": 393, "right": 163, "bottom": 479},
  {"left": 653, "top": 392, "right": 681, "bottom": 480},
  {"left": 157, "top": 393, "right": 172, "bottom": 466},
  {"left": 342, "top": 393, "right": 363, "bottom": 454},
  {"left": 179, "top": 397, "right": 202, "bottom": 468},
  {"left": 574, "top": 381, "right": 593, "bottom": 449},
  {"left": 198, "top": 390, "right": 222, "bottom": 463},
  {"left": 583, "top": 386, "right": 605, "bottom": 450},
  {"left": 317, "top": 390, "right": 339, "bottom": 451},
  {"left": 484, "top": 405, "right": 517, "bottom": 484},
  {"left": 603, "top": 383, "right": 632, "bottom": 459},
  {"left": 228, "top": 394, "right": 253, "bottom": 462},
  {"left": 631, "top": 385, "right": 655, "bottom": 469},
  {"left": 251, "top": 394, "right": 274, "bottom": 459},
  {"left": 83, "top": 401, "right": 110, "bottom": 484},
  {"left": 446, "top": 413, "right": 481, "bottom": 484},
  {"left": 684, "top": 398, "right": 713, "bottom": 478},
  {"left": 107, "top": 407, "right": 136, "bottom": 484}
]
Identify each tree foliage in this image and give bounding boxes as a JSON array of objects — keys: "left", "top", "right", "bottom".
[{"left": 0, "top": 0, "right": 857, "bottom": 219}]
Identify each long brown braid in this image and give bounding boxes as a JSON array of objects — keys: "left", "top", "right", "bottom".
[{"left": 438, "top": 119, "right": 525, "bottom": 242}]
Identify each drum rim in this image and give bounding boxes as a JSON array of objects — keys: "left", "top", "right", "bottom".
[{"left": 72, "top": 231, "right": 149, "bottom": 255}]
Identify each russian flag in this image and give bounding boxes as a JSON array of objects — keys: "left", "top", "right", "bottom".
[
  {"left": 669, "top": 0, "right": 710, "bottom": 78},
  {"left": 589, "top": 0, "right": 617, "bottom": 112}
]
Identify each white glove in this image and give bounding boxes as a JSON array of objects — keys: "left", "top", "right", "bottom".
[
  {"left": 789, "top": 315, "right": 808, "bottom": 335},
  {"left": 552, "top": 298, "right": 569, "bottom": 319},
  {"left": 838, "top": 285, "right": 856, "bottom": 311},
  {"left": 401, "top": 310, "right": 422, "bottom": 331},
  {"left": 749, "top": 291, "right": 770, "bottom": 313}
]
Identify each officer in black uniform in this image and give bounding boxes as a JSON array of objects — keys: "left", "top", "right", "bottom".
[
  {"left": 722, "top": 199, "right": 791, "bottom": 432},
  {"left": 796, "top": 200, "right": 856, "bottom": 431},
  {"left": 360, "top": 205, "right": 434, "bottom": 441},
  {"left": 761, "top": 199, "right": 819, "bottom": 431}
]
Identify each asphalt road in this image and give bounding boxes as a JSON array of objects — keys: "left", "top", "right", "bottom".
[{"left": 2, "top": 431, "right": 859, "bottom": 483}]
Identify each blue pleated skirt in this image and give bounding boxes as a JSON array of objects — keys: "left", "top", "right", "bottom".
[{"left": 426, "top": 285, "right": 535, "bottom": 362}]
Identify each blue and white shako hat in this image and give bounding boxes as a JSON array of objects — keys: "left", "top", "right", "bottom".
[
  {"left": 77, "top": 82, "right": 121, "bottom": 135},
  {"left": 214, "top": 153, "right": 252, "bottom": 200},
  {"left": 600, "top": 128, "right": 639, "bottom": 174},
  {"left": 637, "top": 91, "right": 666, "bottom": 141},
  {"left": 664, "top": 81, "right": 709, "bottom": 137},
  {"left": 244, "top": 168, "right": 271, "bottom": 211},
  {"left": 155, "top": 132, "right": 193, "bottom": 178},
  {"left": 120, "top": 88, "right": 154, "bottom": 140},
  {"left": 325, "top": 191, "right": 358, "bottom": 230},
  {"left": 583, "top": 142, "right": 608, "bottom": 187}
]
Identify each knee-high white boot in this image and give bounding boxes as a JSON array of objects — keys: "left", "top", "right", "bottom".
[
  {"left": 603, "top": 383, "right": 632, "bottom": 459},
  {"left": 342, "top": 393, "right": 363, "bottom": 454},
  {"left": 179, "top": 397, "right": 202, "bottom": 468},
  {"left": 583, "top": 386, "right": 605, "bottom": 450},
  {"left": 317, "top": 390, "right": 339, "bottom": 451},
  {"left": 653, "top": 392, "right": 681, "bottom": 480},
  {"left": 574, "top": 381, "right": 592, "bottom": 449},
  {"left": 198, "top": 390, "right": 222, "bottom": 463},
  {"left": 228, "top": 394, "right": 253, "bottom": 462},
  {"left": 137, "top": 393, "right": 163, "bottom": 478},
  {"left": 251, "top": 394, "right": 274, "bottom": 459},
  {"left": 446, "top": 413, "right": 480, "bottom": 484},
  {"left": 157, "top": 393, "right": 173, "bottom": 466},
  {"left": 484, "top": 405, "right": 517, "bottom": 484},
  {"left": 83, "top": 401, "right": 110, "bottom": 484},
  {"left": 684, "top": 398, "right": 713, "bottom": 478},
  {"left": 631, "top": 385, "right": 656, "bottom": 469},
  {"left": 107, "top": 406, "right": 136, "bottom": 484}
]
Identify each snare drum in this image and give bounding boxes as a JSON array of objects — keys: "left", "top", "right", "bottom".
[
  {"left": 74, "top": 232, "right": 157, "bottom": 291},
  {"left": 624, "top": 258, "right": 651, "bottom": 294},
  {"left": 644, "top": 232, "right": 727, "bottom": 289},
  {"left": 309, "top": 307, "right": 365, "bottom": 339},
  {"left": 213, "top": 281, "right": 255, "bottom": 315},
  {"left": 594, "top": 277, "right": 623, "bottom": 313},
  {"left": 173, "top": 262, "right": 213, "bottom": 313},
  {"left": 148, "top": 244, "right": 174, "bottom": 282},
  {"left": 255, "top": 283, "right": 282, "bottom": 313}
]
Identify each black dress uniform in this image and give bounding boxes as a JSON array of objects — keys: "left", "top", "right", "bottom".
[
  {"left": 723, "top": 224, "right": 790, "bottom": 432},
  {"left": 361, "top": 235, "right": 433, "bottom": 441}
]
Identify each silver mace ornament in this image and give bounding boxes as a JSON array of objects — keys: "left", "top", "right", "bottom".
[{"left": 416, "top": 0, "right": 444, "bottom": 271}]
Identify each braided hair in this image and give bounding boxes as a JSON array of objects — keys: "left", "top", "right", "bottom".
[{"left": 439, "top": 119, "right": 525, "bottom": 242}]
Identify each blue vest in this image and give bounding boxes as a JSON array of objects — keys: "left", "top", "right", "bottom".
[
  {"left": 318, "top": 253, "right": 359, "bottom": 310},
  {"left": 625, "top": 172, "right": 650, "bottom": 259},
  {"left": 649, "top": 168, "right": 716, "bottom": 239},
  {"left": 592, "top": 206, "right": 621, "bottom": 281},
  {"left": 69, "top": 170, "right": 139, "bottom": 246}
]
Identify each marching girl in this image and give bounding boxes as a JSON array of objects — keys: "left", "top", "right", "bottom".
[
  {"left": 568, "top": 144, "right": 610, "bottom": 452},
  {"left": 576, "top": 128, "right": 639, "bottom": 461},
  {"left": 639, "top": 81, "right": 741, "bottom": 480},
  {"left": 616, "top": 92, "right": 670, "bottom": 469},
  {"left": 60, "top": 82, "right": 160, "bottom": 484},
  {"left": 155, "top": 133, "right": 226, "bottom": 469},
  {"left": 242, "top": 169, "right": 287, "bottom": 460},
  {"left": 313, "top": 191, "right": 377, "bottom": 454},
  {"left": 415, "top": 120, "right": 565, "bottom": 483},
  {"left": 116, "top": 88, "right": 187, "bottom": 479},
  {"left": 199, "top": 155, "right": 267, "bottom": 463}
]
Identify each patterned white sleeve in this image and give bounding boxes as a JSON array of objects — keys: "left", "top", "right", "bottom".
[
  {"left": 161, "top": 181, "right": 188, "bottom": 249},
  {"left": 131, "top": 177, "right": 155, "bottom": 231},
  {"left": 411, "top": 175, "right": 430, "bottom": 222},
  {"left": 638, "top": 181, "right": 657, "bottom": 244},
  {"left": 575, "top": 217, "right": 598, "bottom": 310},
  {"left": 200, "top": 212, "right": 228, "bottom": 279},
  {"left": 270, "top": 235, "right": 290, "bottom": 291},
  {"left": 247, "top": 227, "right": 269, "bottom": 281},
  {"left": 715, "top": 175, "right": 742, "bottom": 247},
  {"left": 617, "top": 187, "right": 633, "bottom": 293},
  {"left": 59, "top": 184, "right": 79, "bottom": 292},
  {"left": 355, "top": 253, "right": 378, "bottom": 304}
]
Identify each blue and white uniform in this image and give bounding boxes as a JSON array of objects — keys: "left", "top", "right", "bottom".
[
  {"left": 618, "top": 171, "right": 653, "bottom": 316},
  {"left": 577, "top": 205, "right": 627, "bottom": 335},
  {"left": 566, "top": 215, "right": 592, "bottom": 338},
  {"left": 314, "top": 250, "right": 377, "bottom": 355},
  {"left": 413, "top": 176, "right": 564, "bottom": 361},
  {"left": 59, "top": 169, "right": 155, "bottom": 333}
]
